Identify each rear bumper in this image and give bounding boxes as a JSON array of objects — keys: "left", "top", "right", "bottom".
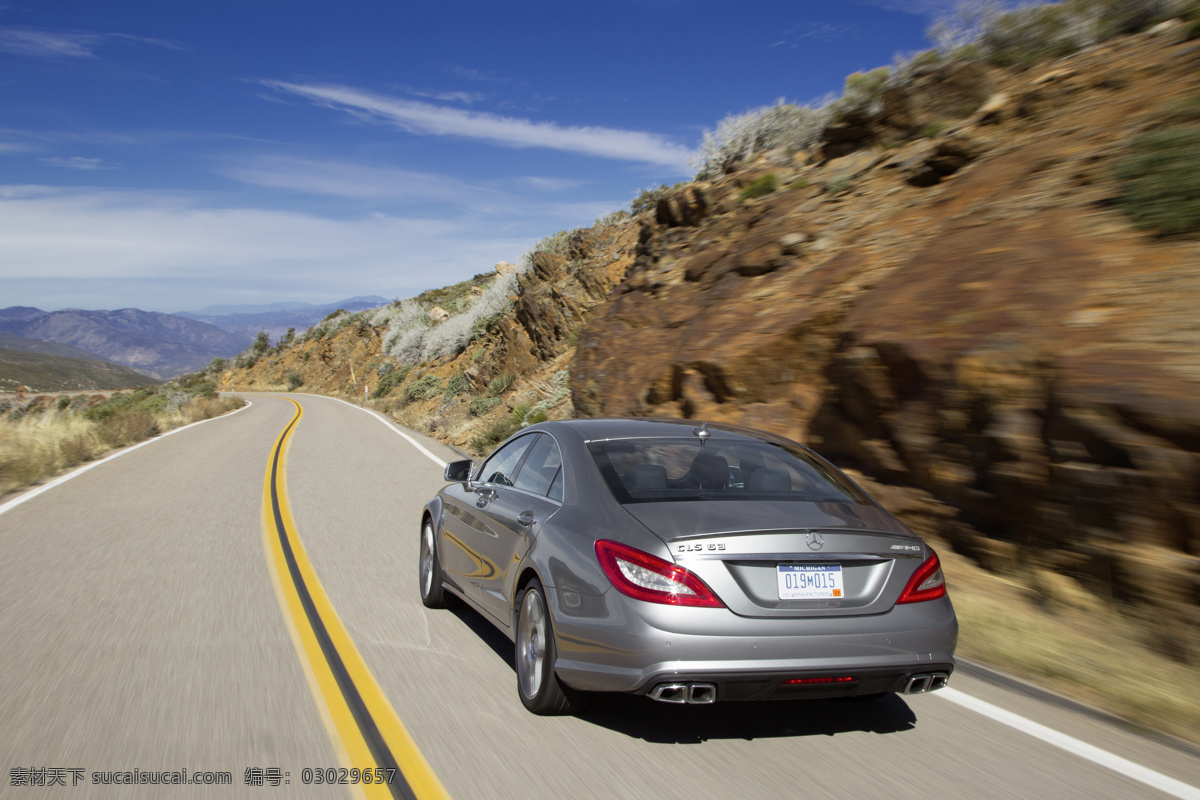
[
  {"left": 549, "top": 588, "right": 958, "bottom": 697},
  {"left": 637, "top": 663, "right": 955, "bottom": 702}
]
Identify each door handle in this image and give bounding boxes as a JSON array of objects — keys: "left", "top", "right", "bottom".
[{"left": 517, "top": 511, "right": 535, "bottom": 527}]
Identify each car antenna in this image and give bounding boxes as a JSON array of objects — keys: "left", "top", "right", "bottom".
[{"left": 692, "top": 420, "right": 710, "bottom": 445}]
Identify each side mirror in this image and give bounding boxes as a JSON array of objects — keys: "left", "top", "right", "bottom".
[{"left": 444, "top": 459, "right": 474, "bottom": 483}]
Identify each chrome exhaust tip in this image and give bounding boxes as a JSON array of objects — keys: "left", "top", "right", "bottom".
[
  {"left": 903, "top": 674, "right": 933, "bottom": 694},
  {"left": 649, "top": 683, "right": 688, "bottom": 703},
  {"left": 929, "top": 672, "right": 949, "bottom": 691},
  {"left": 687, "top": 684, "right": 716, "bottom": 704}
]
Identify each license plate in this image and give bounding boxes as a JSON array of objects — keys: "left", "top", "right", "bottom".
[{"left": 778, "top": 564, "right": 843, "bottom": 599}]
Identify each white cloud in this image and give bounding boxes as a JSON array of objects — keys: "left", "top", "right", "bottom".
[
  {"left": 518, "top": 177, "right": 582, "bottom": 192},
  {"left": 409, "top": 89, "right": 485, "bottom": 105},
  {"left": 0, "top": 28, "right": 100, "bottom": 58},
  {"left": 221, "top": 155, "right": 493, "bottom": 202},
  {"left": 0, "top": 186, "right": 541, "bottom": 311},
  {"left": 852, "top": 0, "right": 961, "bottom": 16},
  {"left": 262, "top": 81, "right": 695, "bottom": 170},
  {"left": 40, "top": 156, "right": 112, "bottom": 170},
  {"left": 0, "top": 26, "right": 188, "bottom": 59}
]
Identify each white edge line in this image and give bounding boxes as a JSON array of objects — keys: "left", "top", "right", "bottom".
[
  {"left": 0, "top": 400, "right": 254, "bottom": 518},
  {"left": 253, "top": 392, "right": 448, "bottom": 469},
  {"left": 937, "top": 688, "right": 1200, "bottom": 800}
]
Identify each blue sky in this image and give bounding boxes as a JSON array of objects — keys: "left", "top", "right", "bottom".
[{"left": 1, "top": 0, "right": 946, "bottom": 314}]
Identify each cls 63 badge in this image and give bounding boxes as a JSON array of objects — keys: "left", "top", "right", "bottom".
[{"left": 678, "top": 543, "right": 726, "bottom": 553}]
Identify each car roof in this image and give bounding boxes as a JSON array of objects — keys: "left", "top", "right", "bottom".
[{"left": 533, "top": 417, "right": 797, "bottom": 447}]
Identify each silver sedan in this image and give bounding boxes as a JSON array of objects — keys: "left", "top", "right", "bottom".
[{"left": 420, "top": 418, "right": 957, "bottom": 715}]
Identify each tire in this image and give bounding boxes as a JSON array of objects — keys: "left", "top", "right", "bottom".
[
  {"left": 515, "top": 579, "right": 592, "bottom": 715},
  {"left": 419, "top": 519, "right": 449, "bottom": 609}
]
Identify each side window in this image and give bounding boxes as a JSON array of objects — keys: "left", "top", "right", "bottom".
[
  {"left": 476, "top": 436, "right": 535, "bottom": 487},
  {"left": 547, "top": 469, "right": 564, "bottom": 503},
  {"left": 513, "top": 434, "right": 564, "bottom": 499}
]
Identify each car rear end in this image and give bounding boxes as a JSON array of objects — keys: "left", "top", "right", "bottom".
[{"left": 552, "top": 427, "right": 957, "bottom": 703}]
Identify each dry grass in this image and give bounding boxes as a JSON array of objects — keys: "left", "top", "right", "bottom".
[
  {"left": 940, "top": 546, "right": 1200, "bottom": 745},
  {"left": 0, "top": 396, "right": 242, "bottom": 499}
]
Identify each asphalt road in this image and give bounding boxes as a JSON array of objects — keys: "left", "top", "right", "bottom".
[{"left": 2, "top": 393, "right": 1198, "bottom": 799}]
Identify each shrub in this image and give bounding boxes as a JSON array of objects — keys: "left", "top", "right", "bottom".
[
  {"left": 404, "top": 374, "right": 444, "bottom": 403},
  {"left": 594, "top": 209, "right": 631, "bottom": 227},
  {"left": 206, "top": 357, "right": 227, "bottom": 375},
  {"left": 487, "top": 373, "right": 517, "bottom": 397},
  {"left": 373, "top": 365, "right": 411, "bottom": 398},
  {"left": 286, "top": 372, "right": 304, "bottom": 391},
  {"left": 444, "top": 373, "right": 469, "bottom": 399},
  {"left": 56, "top": 395, "right": 71, "bottom": 412},
  {"left": 833, "top": 67, "right": 890, "bottom": 117},
  {"left": 824, "top": 175, "right": 853, "bottom": 195},
  {"left": 927, "top": 0, "right": 1174, "bottom": 69},
  {"left": 469, "top": 396, "right": 502, "bottom": 417},
  {"left": 631, "top": 184, "right": 683, "bottom": 215},
  {"left": 468, "top": 416, "right": 521, "bottom": 455},
  {"left": 739, "top": 173, "right": 780, "bottom": 200},
  {"left": 1115, "top": 125, "right": 1200, "bottom": 236},
  {"left": 690, "top": 101, "right": 832, "bottom": 178},
  {"left": 520, "top": 229, "right": 575, "bottom": 270},
  {"left": 919, "top": 121, "right": 950, "bottom": 139},
  {"left": 97, "top": 411, "right": 160, "bottom": 447},
  {"left": 252, "top": 330, "right": 271, "bottom": 356}
]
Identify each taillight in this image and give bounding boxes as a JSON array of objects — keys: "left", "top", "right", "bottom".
[
  {"left": 897, "top": 548, "right": 947, "bottom": 604},
  {"left": 595, "top": 540, "right": 724, "bottom": 608}
]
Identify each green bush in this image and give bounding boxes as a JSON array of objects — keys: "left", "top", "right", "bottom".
[
  {"left": 82, "top": 389, "right": 162, "bottom": 422},
  {"left": 835, "top": 67, "right": 890, "bottom": 116},
  {"left": 252, "top": 330, "right": 270, "bottom": 356},
  {"left": 1115, "top": 125, "right": 1200, "bottom": 236},
  {"left": 404, "top": 374, "right": 444, "bottom": 403},
  {"left": 372, "top": 365, "right": 411, "bottom": 398},
  {"left": 739, "top": 173, "right": 780, "bottom": 200},
  {"left": 469, "top": 396, "right": 502, "bottom": 417},
  {"left": 919, "top": 121, "right": 949, "bottom": 139},
  {"left": 444, "top": 373, "right": 469, "bottom": 399},
  {"left": 286, "top": 372, "right": 304, "bottom": 391},
  {"left": 631, "top": 184, "right": 689, "bottom": 215},
  {"left": 468, "top": 417, "right": 521, "bottom": 455},
  {"left": 487, "top": 373, "right": 516, "bottom": 397},
  {"left": 824, "top": 175, "right": 853, "bottom": 195}
]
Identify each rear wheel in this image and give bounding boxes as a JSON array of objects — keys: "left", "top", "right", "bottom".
[
  {"left": 419, "top": 520, "right": 449, "bottom": 609},
  {"left": 515, "top": 579, "right": 591, "bottom": 715}
]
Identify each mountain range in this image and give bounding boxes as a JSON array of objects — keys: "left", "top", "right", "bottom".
[
  {"left": 0, "top": 308, "right": 251, "bottom": 380},
  {"left": 176, "top": 296, "right": 388, "bottom": 341}
]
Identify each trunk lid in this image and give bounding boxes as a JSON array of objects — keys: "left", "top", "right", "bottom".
[{"left": 623, "top": 500, "right": 927, "bottom": 618}]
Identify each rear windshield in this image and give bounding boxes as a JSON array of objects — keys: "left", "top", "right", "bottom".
[{"left": 587, "top": 437, "right": 872, "bottom": 505}]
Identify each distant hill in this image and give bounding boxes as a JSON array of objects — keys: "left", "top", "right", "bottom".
[
  {"left": 0, "top": 331, "right": 109, "bottom": 361},
  {"left": 0, "top": 347, "right": 160, "bottom": 392},
  {"left": 176, "top": 296, "right": 388, "bottom": 341},
  {"left": 0, "top": 308, "right": 250, "bottom": 380}
]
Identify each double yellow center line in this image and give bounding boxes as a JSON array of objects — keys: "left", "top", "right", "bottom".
[{"left": 261, "top": 398, "right": 450, "bottom": 800}]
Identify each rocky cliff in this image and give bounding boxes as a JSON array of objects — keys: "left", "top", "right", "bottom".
[
  {"left": 575, "top": 26, "right": 1200, "bottom": 659},
  {"left": 224, "top": 25, "right": 1200, "bottom": 663}
]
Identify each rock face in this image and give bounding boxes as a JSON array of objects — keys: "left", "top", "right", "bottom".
[{"left": 573, "top": 31, "right": 1200, "bottom": 656}]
